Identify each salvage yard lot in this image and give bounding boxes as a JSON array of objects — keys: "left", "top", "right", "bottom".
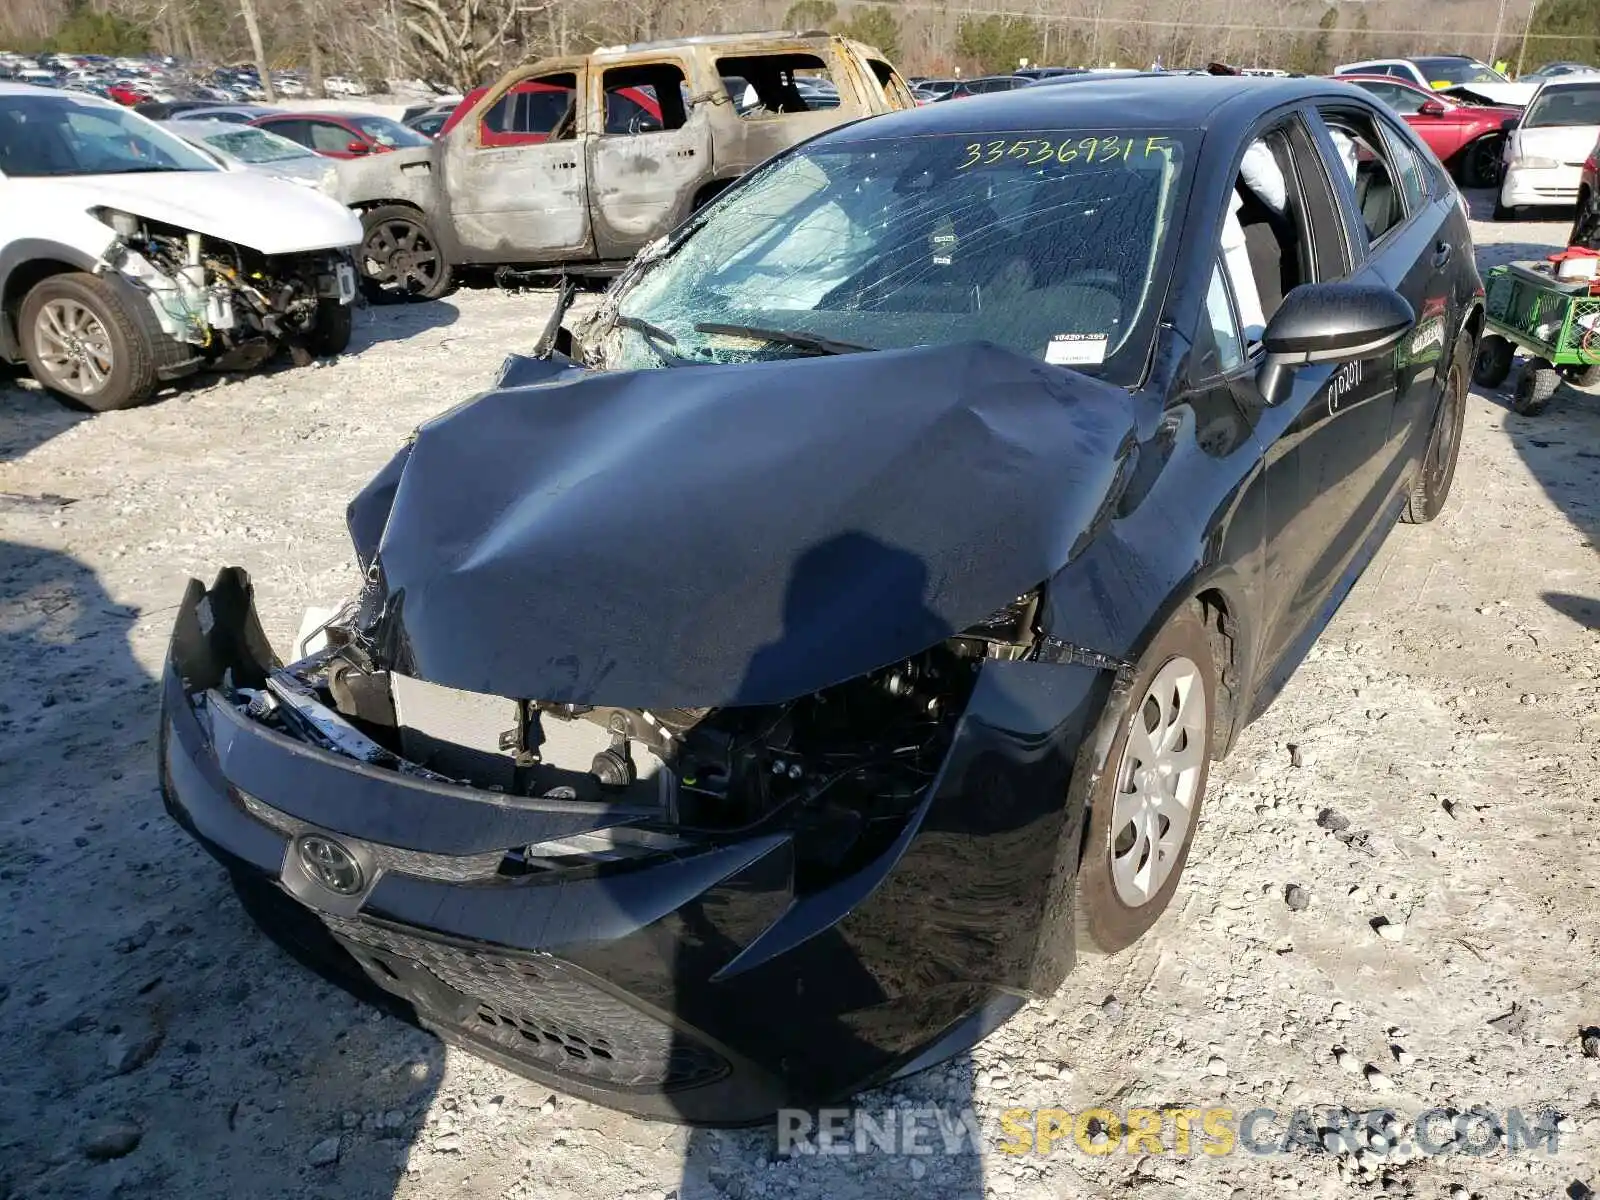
[{"left": 0, "top": 199, "right": 1597, "bottom": 1200}]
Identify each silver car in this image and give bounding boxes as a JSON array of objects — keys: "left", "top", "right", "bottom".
[{"left": 161, "top": 119, "right": 338, "bottom": 193}]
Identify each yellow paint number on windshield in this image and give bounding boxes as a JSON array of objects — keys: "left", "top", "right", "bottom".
[{"left": 957, "top": 134, "right": 1172, "bottom": 170}]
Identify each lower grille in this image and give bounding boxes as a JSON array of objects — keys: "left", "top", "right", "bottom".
[{"left": 324, "top": 915, "right": 726, "bottom": 1092}]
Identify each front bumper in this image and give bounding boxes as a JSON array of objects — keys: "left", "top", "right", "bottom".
[
  {"left": 1501, "top": 163, "right": 1583, "bottom": 208},
  {"left": 159, "top": 569, "right": 1111, "bottom": 1123}
]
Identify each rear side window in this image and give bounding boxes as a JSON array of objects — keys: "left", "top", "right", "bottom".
[
  {"left": 600, "top": 62, "right": 691, "bottom": 134},
  {"left": 868, "top": 59, "right": 915, "bottom": 108},
  {"left": 716, "top": 54, "right": 838, "bottom": 118},
  {"left": 260, "top": 118, "right": 311, "bottom": 147},
  {"left": 1317, "top": 108, "right": 1407, "bottom": 247}
]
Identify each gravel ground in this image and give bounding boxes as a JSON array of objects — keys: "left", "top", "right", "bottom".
[{"left": 0, "top": 196, "right": 1597, "bottom": 1200}]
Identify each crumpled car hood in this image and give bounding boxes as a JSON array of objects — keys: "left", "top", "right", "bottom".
[
  {"left": 24, "top": 171, "right": 362, "bottom": 254},
  {"left": 350, "top": 341, "right": 1137, "bottom": 709}
]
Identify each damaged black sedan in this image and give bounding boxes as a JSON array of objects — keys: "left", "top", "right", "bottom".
[{"left": 160, "top": 76, "right": 1481, "bottom": 1123}]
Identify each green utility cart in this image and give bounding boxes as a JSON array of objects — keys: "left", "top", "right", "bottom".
[{"left": 1473, "top": 261, "right": 1600, "bottom": 415}]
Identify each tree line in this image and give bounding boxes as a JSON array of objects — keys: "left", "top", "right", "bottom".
[{"left": 4, "top": 0, "right": 1597, "bottom": 89}]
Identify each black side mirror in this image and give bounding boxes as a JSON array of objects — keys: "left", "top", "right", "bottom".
[{"left": 1256, "top": 282, "right": 1414, "bottom": 405}]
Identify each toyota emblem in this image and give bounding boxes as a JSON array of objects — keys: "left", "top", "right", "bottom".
[{"left": 297, "top": 835, "right": 364, "bottom": 895}]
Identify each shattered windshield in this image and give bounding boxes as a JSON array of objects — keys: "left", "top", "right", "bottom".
[
  {"left": 0, "top": 94, "right": 218, "bottom": 176},
  {"left": 203, "top": 126, "right": 314, "bottom": 163},
  {"left": 607, "top": 129, "right": 1192, "bottom": 382}
]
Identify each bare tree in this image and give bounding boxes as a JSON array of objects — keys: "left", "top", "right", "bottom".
[
  {"left": 237, "top": 0, "right": 276, "bottom": 98},
  {"left": 401, "top": 0, "right": 521, "bottom": 92}
]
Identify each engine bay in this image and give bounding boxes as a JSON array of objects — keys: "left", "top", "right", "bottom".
[
  {"left": 217, "top": 591, "right": 1041, "bottom": 888},
  {"left": 101, "top": 210, "right": 355, "bottom": 368}
]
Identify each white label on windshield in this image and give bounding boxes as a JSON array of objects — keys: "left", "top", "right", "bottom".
[{"left": 1045, "top": 333, "right": 1107, "bottom": 366}]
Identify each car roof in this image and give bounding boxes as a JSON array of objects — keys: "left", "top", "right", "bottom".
[
  {"left": 0, "top": 80, "right": 104, "bottom": 99},
  {"left": 815, "top": 74, "right": 1350, "bottom": 139},
  {"left": 1531, "top": 74, "right": 1600, "bottom": 89}
]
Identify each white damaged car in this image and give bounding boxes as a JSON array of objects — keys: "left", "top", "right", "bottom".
[{"left": 0, "top": 82, "right": 362, "bottom": 411}]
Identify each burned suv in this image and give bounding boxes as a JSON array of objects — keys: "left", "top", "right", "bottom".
[{"left": 337, "top": 32, "right": 914, "bottom": 298}]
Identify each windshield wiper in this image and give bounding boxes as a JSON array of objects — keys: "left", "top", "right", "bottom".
[
  {"left": 614, "top": 313, "right": 694, "bottom": 367},
  {"left": 692, "top": 322, "right": 875, "bottom": 356}
]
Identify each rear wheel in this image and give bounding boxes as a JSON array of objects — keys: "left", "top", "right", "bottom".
[
  {"left": 359, "top": 206, "right": 453, "bottom": 302},
  {"left": 1459, "top": 135, "right": 1503, "bottom": 189},
  {"left": 1512, "top": 356, "right": 1560, "bottom": 416},
  {"left": 19, "top": 272, "right": 156, "bottom": 412},
  {"left": 1402, "top": 333, "right": 1469, "bottom": 524},
  {"left": 1075, "top": 607, "right": 1216, "bottom": 954},
  {"left": 1473, "top": 334, "right": 1514, "bottom": 388}
]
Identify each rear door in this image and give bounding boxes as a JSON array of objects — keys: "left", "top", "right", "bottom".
[
  {"left": 440, "top": 67, "right": 593, "bottom": 262},
  {"left": 585, "top": 58, "right": 710, "bottom": 260}
]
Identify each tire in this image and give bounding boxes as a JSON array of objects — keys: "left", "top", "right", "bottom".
[
  {"left": 1559, "top": 361, "right": 1600, "bottom": 387},
  {"left": 1402, "top": 333, "right": 1470, "bottom": 524},
  {"left": 1459, "top": 136, "right": 1502, "bottom": 189},
  {"left": 1493, "top": 198, "right": 1521, "bottom": 221},
  {"left": 1570, "top": 188, "right": 1600, "bottom": 249},
  {"left": 1075, "top": 606, "right": 1217, "bottom": 955},
  {"left": 18, "top": 272, "right": 157, "bottom": 412},
  {"left": 1512, "top": 356, "right": 1560, "bottom": 416},
  {"left": 358, "top": 205, "right": 454, "bottom": 302},
  {"left": 304, "top": 299, "right": 354, "bottom": 357},
  {"left": 1473, "top": 334, "right": 1514, "bottom": 388}
]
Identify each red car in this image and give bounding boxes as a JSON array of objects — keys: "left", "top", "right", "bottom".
[
  {"left": 250, "top": 111, "right": 431, "bottom": 159},
  {"left": 105, "top": 82, "right": 152, "bottom": 107},
  {"left": 438, "top": 80, "right": 662, "bottom": 146},
  {"left": 1338, "top": 73, "right": 1520, "bottom": 187}
]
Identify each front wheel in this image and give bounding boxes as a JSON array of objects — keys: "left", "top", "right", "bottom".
[
  {"left": 1459, "top": 136, "right": 1503, "bottom": 189},
  {"left": 1075, "top": 606, "right": 1216, "bottom": 954},
  {"left": 1402, "top": 333, "right": 1470, "bottom": 524},
  {"left": 359, "top": 206, "right": 454, "bottom": 302},
  {"left": 304, "top": 300, "right": 354, "bottom": 357},
  {"left": 1493, "top": 198, "right": 1522, "bottom": 221},
  {"left": 18, "top": 272, "right": 157, "bottom": 412}
]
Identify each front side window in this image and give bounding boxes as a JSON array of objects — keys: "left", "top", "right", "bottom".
[
  {"left": 605, "top": 128, "right": 1193, "bottom": 384},
  {"left": 481, "top": 74, "right": 578, "bottom": 144},
  {"left": 309, "top": 120, "right": 357, "bottom": 154},
  {"left": 1523, "top": 83, "right": 1600, "bottom": 128},
  {"left": 0, "top": 95, "right": 218, "bottom": 176}
]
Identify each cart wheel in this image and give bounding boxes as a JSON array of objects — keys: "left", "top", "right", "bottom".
[
  {"left": 1512, "top": 357, "right": 1560, "bottom": 416},
  {"left": 1472, "top": 334, "right": 1514, "bottom": 388},
  {"left": 1558, "top": 362, "right": 1600, "bottom": 388}
]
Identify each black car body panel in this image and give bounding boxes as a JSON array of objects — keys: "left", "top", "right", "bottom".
[
  {"left": 159, "top": 75, "right": 1482, "bottom": 1124},
  {"left": 358, "top": 341, "right": 1135, "bottom": 708}
]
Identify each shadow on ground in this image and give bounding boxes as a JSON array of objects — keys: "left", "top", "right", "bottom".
[{"left": 0, "top": 538, "right": 442, "bottom": 1199}]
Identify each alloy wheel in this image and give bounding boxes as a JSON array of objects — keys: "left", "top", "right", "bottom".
[
  {"left": 363, "top": 218, "right": 443, "bottom": 294},
  {"left": 1109, "top": 655, "right": 1208, "bottom": 907},
  {"left": 33, "top": 298, "right": 113, "bottom": 396}
]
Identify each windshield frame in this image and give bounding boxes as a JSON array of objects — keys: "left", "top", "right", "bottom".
[
  {"left": 599, "top": 125, "right": 1199, "bottom": 388},
  {"left": 0, "top": 91, "right": 220, "bottom": 178}
]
